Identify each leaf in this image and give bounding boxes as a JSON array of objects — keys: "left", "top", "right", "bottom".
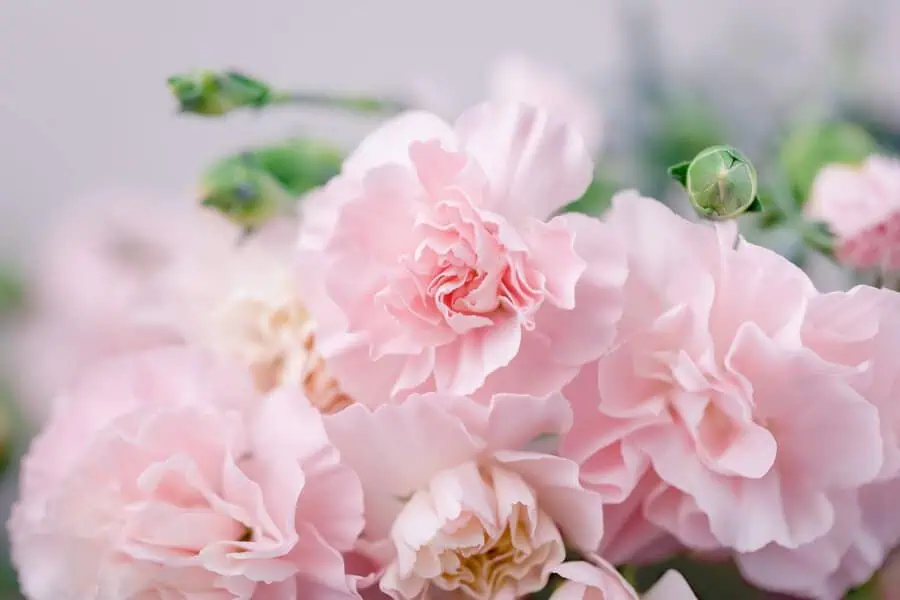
[
  {"left": 667, "top": 161, "right": 690, "bottom": 187},
  {"left": 560, "top": 177, "right": 619, "bottom": 216}
]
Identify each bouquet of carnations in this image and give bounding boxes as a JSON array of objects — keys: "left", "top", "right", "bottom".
[{"left": 7, "top": 63, "right": 900, "bottom": 600}]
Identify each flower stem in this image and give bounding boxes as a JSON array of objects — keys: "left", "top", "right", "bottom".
[{"left": 268, "top": 90, "right": 410, "bottom": 115}]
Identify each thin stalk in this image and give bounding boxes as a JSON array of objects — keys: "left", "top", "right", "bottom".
[{"left": 268, "top": 91, "right": 410, "bottom": 115}]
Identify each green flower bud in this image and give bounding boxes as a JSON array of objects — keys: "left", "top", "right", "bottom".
[
  {"left": 780, "top": 121, "right": 877, "bottom": 204},
  {"left": 669, "top": 145, "right": 759, "bottom": 220},
  {"left": 168, "top": 70, "right": 271, "bottom": 116},
  {"left": 200, "top": 154, "right": 291, "bottom": 231},
  {"left": 199, "top": 139, "right": 346, "bottom": 233},
  {"left": 253, "top": 139, "right": 343, "bottom": 196}
]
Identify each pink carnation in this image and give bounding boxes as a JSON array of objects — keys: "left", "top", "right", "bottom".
[
  {"left": 323, "top": 391, "right": 604, "bottom": 599},
  {"left": 489, "top": 55, "right": 603, "bottom": 154},
  {"left": 12, "top": 190, "right": 236, "bottom": 424},
  {"left": 736, "top": 285, "right": 900, "bottom": 598},
  {"left": 560, "top": 193, "right": 883, "bottom": 568},
  {"left": 298, "top": 103, "right": 625, "bottom": 406},
  {"left": 163, "top": 219, "right": 352, "bottom": 414},
  {"left": 9, "top": 347, "right": 364, "bottom": 600},
  {"left": 806, "top": 155, "right": 900, "bottom": 271}
]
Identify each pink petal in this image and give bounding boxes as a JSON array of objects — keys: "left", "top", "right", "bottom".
[{"left": 454, "top": 102, "right": 594, "bottom": 220}]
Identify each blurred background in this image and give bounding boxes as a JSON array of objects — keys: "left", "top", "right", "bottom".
[{"left": 1, "top": 1, "right": 899, "bottom": 597}]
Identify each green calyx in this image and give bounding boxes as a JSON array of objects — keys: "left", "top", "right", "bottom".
[{"left": 669, "top": 145, "right": 760, "bottom": 220}]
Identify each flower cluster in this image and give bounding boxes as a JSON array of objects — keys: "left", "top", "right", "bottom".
[{"left": 11, "top": 95, "right": 900, "bottom": 600}]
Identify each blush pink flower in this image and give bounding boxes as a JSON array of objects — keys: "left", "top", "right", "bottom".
[
  {"left": 323, "top": 391, "right": 604, "bottom": 600},
  {"left": 559, "top": 192, "right": 883, "bottom": 563},
  {"left": 735, "top": 285, "right": 900, "bottom": 598},
  {"left": 165, "top": 219, "right": 352, "bottom": 414},
  {"left": 12, "top": 190, "right": 236, "bottom": 424},
  {"left": 9, "top": 347, "right": 364, "bottom": 600},
  {"left": 489, "top": 55, "right": 603, "bottom": 154},
  {"left": 806, "top": 155, "right": 900, "bottom": 271},
  {"left": 298, "top": 103, "right": 626, "bottom": 406}
]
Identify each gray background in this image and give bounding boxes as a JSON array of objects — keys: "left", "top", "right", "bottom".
[{"left": 0, "top": 0, "right": 898, "bottom": 259}]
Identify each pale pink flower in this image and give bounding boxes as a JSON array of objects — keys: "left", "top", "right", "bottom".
[
  {"left": 298, "top": 103, "right": 625, "bottom": 406},
  {"left": 166, "top": 219, "right": 351, "bottom": 414},
  {"left": 323, "top": 391, "right": 604, "bottom": 600},
  {"left": 806, "top": 155, "right": 900, "bottom": 271},
  {"left": 489, "top": 55, "right": 603, "bottom": 154},
  {"left": 9, "top": 347, "right": 364, "bottom": 600},
  {"left": 560, "top": 192, "right": 883, "bottom": 563},
  {"left": 735, "top": 285, "right": 900, "bottom": 598},
  {"left": 13, "top": 190, "right": 236, "bottom": 424},
  {"left": 551, "top": 560, "right": 697, "bottom": 600}
]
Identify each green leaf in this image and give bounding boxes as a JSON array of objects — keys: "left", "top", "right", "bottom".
[
  {"left": 667, "top": 161, "right": 690, "bottom": 187},
  {"left": 560, "top": 177, "right": 619, "bottom": 216}
]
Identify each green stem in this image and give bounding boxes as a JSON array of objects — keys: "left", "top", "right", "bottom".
[{"left": 268, "top": 91, "right": 410, "bottom": 115}]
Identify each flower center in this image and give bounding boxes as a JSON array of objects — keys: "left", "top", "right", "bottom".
[
  {"left": 383, "top": 464, "right": 565, "bottom": 600},
  {"left": 212, "top": 291, "right": 351, "bottom": 414}
]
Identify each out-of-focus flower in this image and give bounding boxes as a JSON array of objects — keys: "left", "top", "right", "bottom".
[
  {"left": 324, "top": 391, "right": 604, "bottom": 599},
  {"left": 12, "top": 191, "right": 237, "bottom": 424},
  {"left": 8, "top": 347, "right": 365, "bottom": 600},
  {"left": 488, "top": 55, "right": 603, "bottom": 154},
  {"left": 167, "top": 220, "right": 352, "bottom": 414},
  {"left": 560, "top": 192, "right": 883, "bottom": 579},
  {"left": 806, "top": 155, "right": 900, "bottom": 271},
  {"left": 298, "top": 104, "right": 626, "bottom": 406}
]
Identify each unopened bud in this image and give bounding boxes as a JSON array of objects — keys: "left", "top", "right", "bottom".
[
  {"left": 253, "top": 139, "right": 343, "bottom": 196},
  {"left": 168, "top": 70, "right": 271, "bottom": 116},
  {"left": 200, "top": 154, "right": 291, "bottom": 232},
  {"left": 199, "top": 138, "right": 345, "bottom": 233},
  {"left": 670, "top": 145, "right": 759, "bottom": 220}
]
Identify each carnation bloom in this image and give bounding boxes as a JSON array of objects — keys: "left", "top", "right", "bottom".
[
  {"left": 12, "top": 191, "right": 234, "bottom": 424},
  {"left": 488, "top": 55, "right": 603, "bottom": 154},
  {"left": 167, "top": 220, "right": 351, "bottom": 413},
  {"left": 323, "top": 391, "right": 604, "bottom": 599},
  {"left": 806, "top": 155, "right": 900, "bottom": 271},
  {"left": 560, "top": 193, "right": 883, "bottom": 564},
  {"left": 9, "top": 347, "right": 364, "bottom": 600},
  {"left": 298, "top": 103, "right": 625, "bottom": 405},
  {"left": 735, "top": 285, "right": 900, "bottom": 598}
]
